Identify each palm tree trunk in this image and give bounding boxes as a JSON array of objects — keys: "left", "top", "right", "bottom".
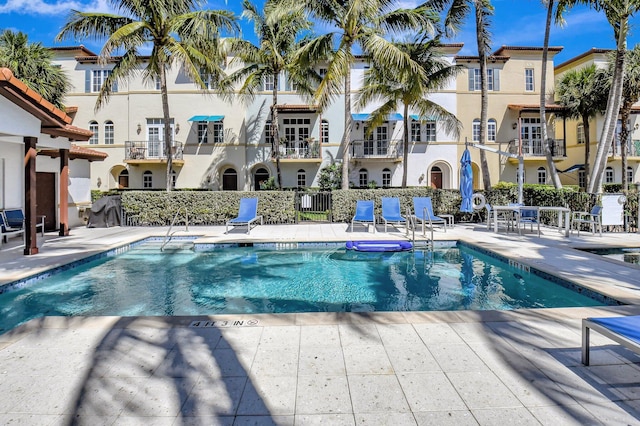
[
  {"left": 402, "top": 103, "right": 409, "bottom": 188},
  {"left": 272, "top": 73, "right": 282, "bottom": 189},
  {"left": 160, "top": 64, "right": 173, "bottom": 192},
  {"left": 589, "top": 19, "right": 627, "bottom": 193},
  {"left": 583, "top": 114, "right": 591, "bottom": 188},
  {"left": 476, "top": 6, "right": 491, "bottom": 190},
  {"left": 621, "top": 107, "right": 630, "bottom": 190},
  {"left": 541, "top": 0, "right": 562, "bottom": 188},
  {"left": 341, "top": 56, "right": 352, "bottom": 190}
]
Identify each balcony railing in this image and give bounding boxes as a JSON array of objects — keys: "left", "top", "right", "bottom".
[
  {"left": 609, "top": 139, "right": 640, "bottom": 157},
  {"left": 507, "top": 138, "right": 566, "bottom": 157},
  {"left": 125, "top": 140, "right": 184, "bottom": 161},
  {"left": 275, "top": 140, "right": 321, "bottom": 159},
  {"left": 351, "top": 139, "right": 403, "bottom": 159}
]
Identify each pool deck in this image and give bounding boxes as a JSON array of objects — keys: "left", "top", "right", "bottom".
[{"left": 1, "top": 222, "right": 640, "bottom": 425}]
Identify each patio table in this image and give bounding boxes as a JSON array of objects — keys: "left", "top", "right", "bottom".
[{"left": 492, "top": 205, "right": 571, "bottom": 237}]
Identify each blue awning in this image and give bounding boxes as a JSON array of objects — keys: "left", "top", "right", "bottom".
[
  {"left": 352, "top": 113, "right": 403, "bottom": 122},
  {"left": 188, "top": 115, "right": 224, "bottom": 122},
  {"left": 559, "top": 164, "right": 584, "bottom": 173}
]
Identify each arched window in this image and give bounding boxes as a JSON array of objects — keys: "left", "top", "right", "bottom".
[
  {"left": 577, "top": 123, "right": 585, "bottom": 144},
  {"left": 255, "top": 167, "right": 270, "bottom": 190},
  {"left": 382, "top": 168, "right": 391, "bottom": 187},
  {"left": 487, "top": 119, "right": 497, "bottom": 142},
  {"left": 89, "top": 121, "right": 99, "bottom": 144},
  {"left": 537, "top": 167, "right": 547, "bottom": 184},
  {"left": 297, "top": 169, "right": 306, "bottom": 187},
  {"left": 143, "top": 170, "right": 153, "bottom": 188},
  {"left": 222, "top": 168, "right": 238, "bottom": 191},
  {"left": 605, "top": 166, "right": 615, "bottom": 183},
  {"left": 359, "top": 168, "right": 368, "bottom": 187},
  {"left": 118, "top": 169, "right": 129, "bottom": 188},
  {"left": 472, "top": 119, "right": 480, "bottom": 142},
  {"left": 104, "top": 120, "right": 114, "bottom": 145},
  {"left": 321, "top": 120, "right": 329, "bottom": 144}
]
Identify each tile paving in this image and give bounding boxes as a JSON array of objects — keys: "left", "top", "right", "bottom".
[{"left": 0, "top": 222, "right": 639, "bottom": 424}]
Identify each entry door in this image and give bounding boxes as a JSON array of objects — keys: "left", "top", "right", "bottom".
[
  {"left": 147, "top": 121, "right": 175, "bottom": 158},
  {"left": 430, "top": 169, "right": 443, "bottom": 189},
  {"left": 36, "top": 172, "right": 56, "bottom": 230}
]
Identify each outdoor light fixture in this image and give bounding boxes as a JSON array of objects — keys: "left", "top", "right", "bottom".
[
  {"left": 136, "top": 123, "right": 142, "bottom": 134},
  {"left": 512, "top": 122, "right": 518, "bottom": 130},
  {"left": 175, "top": 123, "right": 180, "bottom": 133},
  {"left": 356, "top": 122, "right": 360, "bottom": 130}
]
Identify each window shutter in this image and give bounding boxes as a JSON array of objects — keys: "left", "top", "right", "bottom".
[
  {"left": 85, "top": 70, "right": 91, "bottom": 93},
  {"left": 493, "top": 69, "right": 500, "bottom": 91},
  {"left": 468, "top": 69, "right": 474, "bottom": 91}
]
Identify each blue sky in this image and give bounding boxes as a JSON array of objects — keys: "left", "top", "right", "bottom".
[{"left": 0, "top": 0, "right": 638, "bottom": 65}]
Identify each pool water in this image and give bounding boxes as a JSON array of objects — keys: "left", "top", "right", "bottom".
[{"left": 0, "top": 242, "right": 606, "bottom": 333}]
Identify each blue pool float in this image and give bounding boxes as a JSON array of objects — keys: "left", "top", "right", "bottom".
[{"left": 346, "top": 240, "right": 413, "bottom": 252}]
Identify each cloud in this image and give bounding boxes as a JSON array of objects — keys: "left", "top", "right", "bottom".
[{"left": 0, "top": 0, "right": 113, "bottom": 16}]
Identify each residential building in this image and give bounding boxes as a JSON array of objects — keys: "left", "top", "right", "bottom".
[
  {"left": 554, "top": 48, "right": 640, "bottom": 188},
  {"left": 51, "top": 44, "right": 463, "bottom": 191},
  {"left": 455, "top": 46, "right": 566, "bottom": 188}
]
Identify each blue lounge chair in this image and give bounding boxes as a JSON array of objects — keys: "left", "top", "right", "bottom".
[
  {"left": 381, "top": 197, "right": 406, "bottom": 232},
  {"left": 411, "top": 197, "right": 446, "bottom": 234},
  {"left": 350, "top": 200, "right": 375, "bottom": 233},
  {"left": 225, "top": 198, "right": 263, "bottom": 234},
  {"left": 3, "top": 208, "right": 45, "bottom": 237},
  {"left": 0, "top": 212, "right": 24, "bottom": 245},
  {"left": 582, "top": 316, "right": 640, "bottom": 365}
]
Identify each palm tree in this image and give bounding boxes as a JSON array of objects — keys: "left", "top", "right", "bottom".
[
  {"left": 356, "top": 38, "right": 462, "bottom": 187},
  {"left": 56, "top": 0, "right": 238, "bottom": 192},
  {"left": 422, "top": 0, "right": 494, "bottom": 190},
  {"left": 0, "top": 30, "right": 70, "bottom": 108},
  {"left": 224, "top": 0, "right": 315, "bottom": 189},
  {"left": 555, "top": 64, "right": 608, "bottom": 187},
  {"left": 296, "top": 0, "right": 437, "bottom": 189},
  {"left": 587, "top": 0, "right": 640, "bottom": 193}
]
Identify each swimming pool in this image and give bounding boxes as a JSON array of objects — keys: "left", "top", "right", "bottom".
[{"left": 0, "top": 240, "right": 611, "bottom": 334}]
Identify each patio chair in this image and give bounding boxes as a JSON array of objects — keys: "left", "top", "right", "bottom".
[
  {"left": 411, "top": 197, "right": 446, "bottom": 234},
  {"left": 350, "top": 200, "right": 375, "bottom": 233},
  {"left": 571, "top": 206, "right": 602, "bottom": 236},
  {"left": 582, "top": 315, "right": 640, "bottom": 365},
  {"left": 516, "top": 206, "right": 540, "bottom": 237},
  {"left": 0, "top": 212, "right": 24, "bottom": 245},
  {"left": 225, "top": 197, "right": 263, "bottom": 234},
  {"left": 381, "top": 197, "right": 406, "bottom": 232},
  {"left": 2, "top": 209, "right": 45, "bottom": 237}
]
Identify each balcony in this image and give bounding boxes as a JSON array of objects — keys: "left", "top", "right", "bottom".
[
  {"left": 124, "top": 140, "right": 184, "bottom": 165},
  {"left": 272, "top": 140, "right": 322, "bottom": 162},
  {"left": 351, "top": 139, "right": 403, "bottom": 162},
  {"left": 507, "top": 138, "right": 566, "bottom": 159}
]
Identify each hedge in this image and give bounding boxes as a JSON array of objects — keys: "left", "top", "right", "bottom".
[{"left": 115, "top": 185, "right": 639, "bottom": 229}]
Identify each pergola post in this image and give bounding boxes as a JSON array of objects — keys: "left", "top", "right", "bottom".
[
  {"left": 24, "top": 136, "right": 38, "bottom": 255},
  {"left": 59, "top": 148, "right": 69, "bottom": 236}
]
